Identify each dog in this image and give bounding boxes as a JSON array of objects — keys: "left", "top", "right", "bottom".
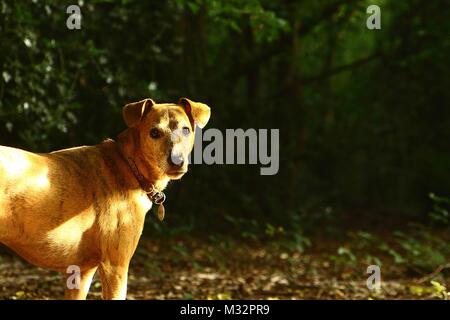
[{"left": 0, "top": 98, "right": 210, "bottom": 299}]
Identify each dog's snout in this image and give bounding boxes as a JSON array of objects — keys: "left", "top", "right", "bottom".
[{"left": 168, "top": 153, "right": 184, "bottom": 168}]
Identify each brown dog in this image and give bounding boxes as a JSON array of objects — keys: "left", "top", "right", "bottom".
[{"left": 0, "top": 98, "right": 210, "bottom": 299}]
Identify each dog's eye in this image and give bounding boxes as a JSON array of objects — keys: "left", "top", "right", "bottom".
[
  {"left": 150, "top": 128, "right": 161, "bottom": 139},
  {"left": 182, "top": 126, "right": 190, "bottom": 136}
]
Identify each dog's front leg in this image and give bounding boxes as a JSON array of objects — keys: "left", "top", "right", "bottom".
[
  {"left": 64, "top": 267, "right": 98, "bottom": 300},
  {"left": 98, "top": 262, "right": 129, "bottom": 300}
]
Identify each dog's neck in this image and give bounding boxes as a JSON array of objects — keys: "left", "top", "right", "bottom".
[{"left": 116, "top": 129, "right": 170, "bottom": 192}]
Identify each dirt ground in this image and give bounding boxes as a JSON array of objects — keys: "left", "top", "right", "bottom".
[{"left": 1, "top": 236, "right": 448, "bottom": 300}]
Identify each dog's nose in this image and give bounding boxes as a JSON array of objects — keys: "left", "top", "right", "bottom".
[{"left": 168, "top": 154, "right": 184, "bottom": 168}]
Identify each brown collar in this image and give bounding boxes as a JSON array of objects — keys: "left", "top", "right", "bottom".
[
  {"left": 120, "top": 153, "right": 167, "bottom": 221},
  {"left": 118, "top": 139, "right": 166, "bottom": 221},
  {"left": 126, "top": 157, "right": 166, "bottom": 203}
]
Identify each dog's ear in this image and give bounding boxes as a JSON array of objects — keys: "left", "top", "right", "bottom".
[
  {"left": 123, "top": 98, "right": 156, "bottom": 127},
  {"left": 179, "top": 98, "right": 211, "bottom": 129}
]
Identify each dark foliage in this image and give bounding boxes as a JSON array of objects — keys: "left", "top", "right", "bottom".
[{"left": 1, "top": 0, "right": 449, "bottom": 232}]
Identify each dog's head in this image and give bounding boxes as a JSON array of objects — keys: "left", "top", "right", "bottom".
[{"left": 122, "top": 98, "right": 210, "bottom": 180}]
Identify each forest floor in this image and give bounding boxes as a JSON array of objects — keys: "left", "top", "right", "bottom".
[{"left": 0, "top": 230, "right": 449, "bottom": 300}]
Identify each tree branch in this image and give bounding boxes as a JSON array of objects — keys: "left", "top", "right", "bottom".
[{"left": 302, "top": 52, "right": 381, "bottom": 85}]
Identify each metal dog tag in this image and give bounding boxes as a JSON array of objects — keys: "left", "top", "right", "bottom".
[{"left": 157, "top": 204, "right": 165, "bottom": 221}]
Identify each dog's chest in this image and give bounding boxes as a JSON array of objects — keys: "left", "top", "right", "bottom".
[
  {"left": 98, "top": 191, "right": 152, "bottom": 236},
  {"left": 133, "top": 191, "right": 153, "bottom": 214}
]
